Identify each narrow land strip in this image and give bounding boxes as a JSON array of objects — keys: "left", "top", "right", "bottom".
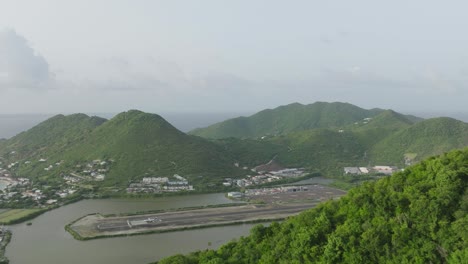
[{"left": 68, "top": 184, "right": 346, "bottom": 240}]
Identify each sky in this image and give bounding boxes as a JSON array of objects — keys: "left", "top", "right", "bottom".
[{"left": 0, "top": 0, "right": 468, "bottom": 115}]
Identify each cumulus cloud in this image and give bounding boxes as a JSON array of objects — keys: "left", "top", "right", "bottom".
[{"left": 0, "top": 29, "right": 54, "bottom": 90}]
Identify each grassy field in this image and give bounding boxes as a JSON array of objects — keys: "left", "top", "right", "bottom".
[{"left": 0, "top": 209, "right": 44, "bottom": 224}]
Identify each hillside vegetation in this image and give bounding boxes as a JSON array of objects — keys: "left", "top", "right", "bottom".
[
  {"left": 214, "top": 114, "right": 467, "bottom": 175},
  {"left": 0, "top": 110, "right": 244, "bottom": 189},
  {"left": 58, "top": 110, "right": 243, "bottom": 187},
  {"left": 157, "top": 148, "right": 468, "bottom": 264},
  {"left": 0, "top": 114, "right": 106, "bottom": 159},
  {"left": 1, "top": 103, "right": 467, "bottom": 189},
  {"left": 190, "top": 102, "right": 386, "bottom": 139},
  {"left": 370, "top": 117, "right": 468, "bottom": 164},
  {"left": 212, "top": 108, "right": 467, "bottom": 171},
  {"left": 190, "top": 102, "right": 422, "bottom": 139}
]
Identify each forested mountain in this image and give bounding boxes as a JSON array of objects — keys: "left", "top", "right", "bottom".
[
  {"left": 1, "top": 104, "right": 467, "bottom": 188},
  {"left": 370, "top": 117, "right": 468, "bottom": 164},
  {"left": 215, "top": 112, "right": 468, "bottom": 174},
  {"left": 189, "top": 102, "right": 421, "bottom": 139},
  {"left": 58, "top": 110, "right": 242, "bottom": 186},
  {"left": 158, "top": 148, "right": 468, "bottom": 264},
  {"left": 0, "top": 110, "right": 243, "bottom": 188},
  {"left": 0, "top": 114, "right": 107, "bottom": 159}
]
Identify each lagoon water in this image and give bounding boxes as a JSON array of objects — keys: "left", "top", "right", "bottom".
[{"left": 6, "top": 194, "right": 256, "bottom": 264}]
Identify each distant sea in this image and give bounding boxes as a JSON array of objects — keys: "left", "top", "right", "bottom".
[{"left": 0, "top": 112, "right": 250, "bottom": 139}]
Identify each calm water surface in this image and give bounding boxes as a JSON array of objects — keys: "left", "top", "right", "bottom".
[{"left": 6, "top": 194, "right": 256, "bottom": 264}]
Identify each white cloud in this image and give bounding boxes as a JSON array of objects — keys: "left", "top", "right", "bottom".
[{"left": 0, "top": 29, "right": 54, "bottom": 90}]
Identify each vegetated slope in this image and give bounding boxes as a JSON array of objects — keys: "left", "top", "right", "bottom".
[
  {"left": 272, "top": 129, "right": 367, "bottom": 174},
  {"left": 352, "top": 110, "right": 415, "bottom": 132},
  {"left": 349, "top": 110, "right": 417, "bottom": 151},
  {"left": 211, "top": 111, "right": 466, "bottom": 176},
  {"left": 0, "top": 114, "right": 107, "bottom": 160},
  {"left": 158, "top": 148, "right": 468, "bottom": 264},
  {"left": 241, "top": 110, "right": 421, "bottom": 174},
  {"left": 190, "top": 102, "right": 386, "bottom": 139},
  {"left": 0, "top": 110, "right": 244, "bottom": 189},
  {"left": 214, "top": 138, "right": 288, "bottom": 168},
  {"left": 370, "top": 117, "right": 468, "bottom": 165},
  {"left": 57, "top": 110, "right": 242, "bottom": 187}
]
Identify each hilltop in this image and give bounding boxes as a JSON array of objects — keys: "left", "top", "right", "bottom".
[
  {"left": 1, "top": 103, "right": 467, "bottom": 193},
  {"left": 158, "top": 148, "right": 468, "bottom": 264},
  {"left": 212, "top": 107, "right": 467, "bottom": 173},
  {"left": 0, "top": 113, "right": 107, "bottom": 159},
  {"left": 58, "top": 110, "right": 243, "bottom": 187},
  {"left": 189, "top": 102, "right": 421, "bottom": 139},
  {"left": 0, "top": 110, "right": 244, "bottom": 190}
]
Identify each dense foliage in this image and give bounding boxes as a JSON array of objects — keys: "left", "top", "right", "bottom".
[
  {"left": 0, "top": 110, "right": 245, "bottom": 188},
  {"left": 157, "top": 149, "right": 468, "bottom": 264},
  {"left": 1, "top": 105, "right": 467, "bottom": 189},
  {"left": 189, "top": 102, "right": 424, "bottom": 139},
  {"left": 0, "top": 113, "right": 106, "bottom": 159},
  {"left": 190, "top": 102, "right": 387, "bottom": 139},
  {"left": 371, "top": 117, "right": 468, "bottom": 164}
]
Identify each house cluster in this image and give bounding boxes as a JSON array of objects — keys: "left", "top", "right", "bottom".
[
  {"left": 0, "top": 156, "right": 101, "bottom": 207},
  {"left": 20, "top": 188, "right": 44, "bottom": 201},
  {"left": 6, "top": 162, "right": 19, "bottom": 169},
  {"left": 354, "top": 117, "right": 373, "bottom": 125},
  {"left": 344, "top": 165, "right": 398, "bottom": 175},
  {"left": 55, "top": 188, "right": 77, "bottom": 199},
  {"left": 0, "top": 168, "right": 11, "bottom": 178},
  {"left": 126, "top": 174, "right": 194, "bottom": 193},
  {"left": 231, "top": 168, "right": 307, "bottom": 187},
  {"left": 62, "top": 159, "right": 111, "bottom": 184},
  {"left": 245, "top": 185, "right": 309, "bottom": 196},
  {"left": 43, "top": 160, "right": 64, "bottom": 171},
  {"left": 227, "top": 185, "right": 310, "bottom": 199},
  {"left": 0, "top": 173, "right": 78, "bottom": 207},
  {"left": 0, "top": 173, "right": 29, "bottom": 189}
]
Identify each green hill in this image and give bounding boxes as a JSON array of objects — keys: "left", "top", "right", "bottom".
[
  {"left": 189, "top": 102, "right": 423, "bottom": 139},
  {"left": 370, "top": 117, "right": 468, "bottom": 165},
  {"left": 1, "top": 107, "right": 467, "bottom": 191},
  {"left": 0, "top": 114, "right": 106, "bottom": 159},
  {"left": 58, "top": 110, "right": 243, "bottom": 187},
  {"left": 271, "top": 129, "right": 367, "bottom": 173},
  {"left": 190, "top": 102, "right": 387, "bottom": 139},
  {"left": 0, "top": 110, "right": 244, "bottom": 189},
  {"left": 158, "top": 148, "right": 468, "bottom": 264},
  {"left": 213, "top": 111, "right": 467, "bottom": 175}
]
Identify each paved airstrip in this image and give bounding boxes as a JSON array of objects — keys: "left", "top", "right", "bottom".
[{"left": 69, "top": 184, "right": 346, "bottom": 239}]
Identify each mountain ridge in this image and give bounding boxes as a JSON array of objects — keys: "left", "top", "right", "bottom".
[
  {"left": 189, "top": 102, "right": 421, "bottom": 139},
  {"left": 1, "top": 103, "right": 467, "bottom": 189}
]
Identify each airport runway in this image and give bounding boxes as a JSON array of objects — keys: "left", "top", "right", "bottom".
[{"left": 95, "top": 204, "right": 317, "bottom": 232}]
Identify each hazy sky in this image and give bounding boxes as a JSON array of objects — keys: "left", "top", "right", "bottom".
[{"left": 0, "top": 0, "right": 467, "bottom": 114}]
